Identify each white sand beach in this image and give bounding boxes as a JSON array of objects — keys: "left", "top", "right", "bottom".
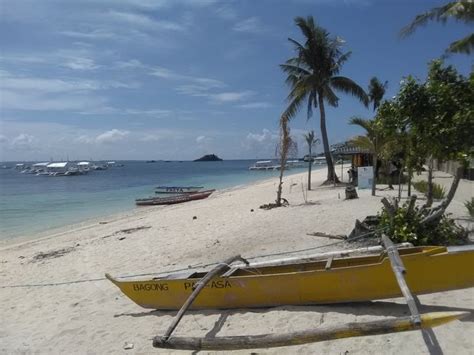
[{"left": 1, "top": 168, "right": 473, "bottom": 354}]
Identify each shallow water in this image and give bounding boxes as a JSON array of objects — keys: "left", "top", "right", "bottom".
[{"left": 0, "top": 160, "right": 313, "bottom": 240}]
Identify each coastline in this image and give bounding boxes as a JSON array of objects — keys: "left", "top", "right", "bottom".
[
  {"left": 1, "top": 167, "right": 472, "bottom": 354},
  {"left": 0, "top": 167, "right": 312, "bottom": 249}
]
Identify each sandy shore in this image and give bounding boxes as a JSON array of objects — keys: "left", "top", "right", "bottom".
[{"left": 1, "top": 167, "right": 473, "bottom": 354}]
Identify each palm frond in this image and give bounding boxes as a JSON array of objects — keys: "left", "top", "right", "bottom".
[
  {"left": 322, "top": 86, "right": 339, "bottom": 107},
  {"left": 349, "top": 136, "right": 374, "bottom": 152},
  {"left": 330, "top": 76, "right": 369, "bottom": 107},
  {"left": 280, "top": 64, "right": 312, "bottom": 77},
  {"left": 446, "top": 32, "right": 474, "bottom": 54},
  {"left": 400, "top": 1, "right": 459, "bottom": 37},
  {"left": 349, "top": 117, "right": 373, "bottom": 133},
  {"left": 282, "top": 91, "right": 308, "bottom": 121}
]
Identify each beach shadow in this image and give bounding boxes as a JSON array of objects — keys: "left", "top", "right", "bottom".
[
  {"left": 113, "top": 300, "right": 474, "bottom": 323},
  {"left": 415, "top": 295, "right": 444, "bottom": 355}
]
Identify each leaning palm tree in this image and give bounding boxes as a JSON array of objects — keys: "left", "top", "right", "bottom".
[
  {"left": 400, "top": 1, "right": 474, "bottom": 55},
  {"left": 281, "top": 16, "right": 369, "bottom": 184},
  {"left": 303, "top": 130, "right": 320, "bottom": 190},
  {"left": 349, "top": 117, "right": 386, "bottom": 196},
  {"left": 368, "top": 77, "right": 388, "bottom": 112}
]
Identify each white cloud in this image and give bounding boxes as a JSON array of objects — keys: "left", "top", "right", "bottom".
[
  {"left": 209, "top": 91, "right": 254, "bottom": 103},
  {"left": 238, "top": 102, "right": 273, "bottom": 109},
  {"left": 0, "top": 135, "right": 8, "bottom": 144},
  {"left": 11, "top": 133, "right": 36, "bottom": 150},
  {"left": 75, "top": 135, "right": 95, "bottom": 144},
  {"left": 214, "top": 5, "right": 238, "bottom": 20},
  {"left": 196, "top": 135, "right": 210, "bottom": 144},
  {"left": 115, "top": 59, "right": 145, "bottom": 69},
  {"left": 233, "top": 17, "right": 266, "bottom": 34},
  {"left": 124, "top": 109, "right": 172, "bottom": 117},
  {"left": 95, "top": 129, "right": 130, "bottom": 144},
  {"left": 0, "top": 72, "right": 137, "bottom": 112},
  {"left": 140, "top": 134, "right": 161, "bottom": 142},
  {"left": 60, "top": 29, "right": 117, "bottom": 40},
  {"left": 108, "top": 10, "right": 185, "bottom": 31},
  {"left": 242, "top": 129, "right": 280, "bottom": 158},
  {"left": 63, "top": 57, "right": 100, "bottom": 71},
  {"left": 246, "top": 129, "right": 277, "bottom": 143}
]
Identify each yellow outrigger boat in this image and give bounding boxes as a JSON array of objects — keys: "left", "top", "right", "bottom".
[{"left": 106, "top": 245, "right": 474, "bottom": 310}]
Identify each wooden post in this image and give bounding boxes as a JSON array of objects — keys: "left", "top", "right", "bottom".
[
  {"left": 153, "top": 312, "right": 468, "bottom": 350},
  {"left": 381, "top": 234, "right": 421, "bottom": 325},
  {"left": 161, "top": 255, "right": 248, "bottom": 342}
]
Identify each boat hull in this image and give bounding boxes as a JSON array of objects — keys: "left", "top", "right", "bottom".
[{"left": 107, "top": 246, "right": 474, "bottom": 310}]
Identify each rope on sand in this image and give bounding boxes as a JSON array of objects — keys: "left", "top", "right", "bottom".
[{"left": 0, "top": 229, "right": 385, "bottom": 289}]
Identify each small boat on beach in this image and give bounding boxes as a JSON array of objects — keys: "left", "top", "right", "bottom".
[
  {"left": 136, "top": 189, "right": 214, "bottom": 206},
  {"left": 155, "top": 186, "right": 204, "bottom": 194},
  {"left": 106, "top": 245, "right": 474, "bottom": 310}
]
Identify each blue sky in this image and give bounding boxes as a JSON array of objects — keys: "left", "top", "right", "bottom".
[{"left": 0, "top": 0, "right": 472, "bottom": 161}]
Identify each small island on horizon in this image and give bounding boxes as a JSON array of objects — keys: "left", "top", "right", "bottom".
[{"left": 194, "top": 154, "right": 223, "bottom": 162}]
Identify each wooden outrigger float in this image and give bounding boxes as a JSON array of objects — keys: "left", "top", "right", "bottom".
[
  {"left": 106, "top": 238, "right": 474, "bottom": 351},
  {"left": 152, "top": 311, "right": 469, "bottom": 350}
]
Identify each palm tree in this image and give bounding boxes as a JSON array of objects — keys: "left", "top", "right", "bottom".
[
  {"left": 368, "top": 77, "right": 388, "bottom": 112},
  {"left": 400, "top": 1, "right": 474, "bottom": 55},
  {"left": 281, "top": 16, "right": 369, "bottom": 184},
  {"left": 349, "top": 117, "right": 385, "bottom": 196},
  {"left": 303, "top": 130, "right": 320, "bottom": 190}
]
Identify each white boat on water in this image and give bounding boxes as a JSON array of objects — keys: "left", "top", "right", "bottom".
[
  {"left": 313, "top": 157, "right": 327, "bottom": 165},
  {"left": 249, "top": 160, "right": 281, "bottom": 171}
]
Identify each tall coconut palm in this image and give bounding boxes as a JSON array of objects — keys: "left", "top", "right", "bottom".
[
  {"left": 303, "top": 130, "right": 320, "bottom": 190},
  {"left": 281, "top": 16, "right": 369, "bottom": 184},
  {"left": 368, "top": 77, "right": 388, "bottom": 112},
  {"left": 349, "top": 117, "right": 386, "bottom": 196},
  {"left": 401, "top": 1, "right": 474, "bottom": 55}
]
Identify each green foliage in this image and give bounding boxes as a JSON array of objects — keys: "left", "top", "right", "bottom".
[
  {"left": 378, "top": 200, "right": 467, "bottom": 246},
  {"left": 400, "top": 1, "right": 474, "bottom": 55},
  {"left": 376, "top": 174, "right": 409, "bottom": 185},
  {"left": 412, "top": 180, "right": 446, "bottom": 199},
  {"left": 375, "top": 61, "right": 474, "bottom": 178},
  {"left": 465, "top": 198, "right": 474, "bottom": 217}
]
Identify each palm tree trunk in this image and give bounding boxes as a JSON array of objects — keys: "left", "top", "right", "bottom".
[
  {"left": 371, "top": 152, "right": 377, "bottom": 196},
  {"left": 308, "top": 146, "right": 312, "bottom": 190},
  {"left": 318, "top": 93, "right": 338, "bottom": 184}
]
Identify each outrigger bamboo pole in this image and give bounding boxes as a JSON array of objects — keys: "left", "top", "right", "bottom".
[
  {"left": 153, "top": 311, "right": 468, "bottom": 350},
  {"left": 381, "top": 234, "right": 421, "bottom": 325},
  {"left": 161, "top": 255, "right": 248, "bottom": 342}
]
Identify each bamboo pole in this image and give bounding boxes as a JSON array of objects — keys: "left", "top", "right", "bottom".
[
  {"left": 153, "top": 311, "right": 468, "bottom": 350},
  {"left": 238, "top": 243, "right": 412, "bottom": 270},
  {"left": 161, "top": 255, "right": 248, "bottom": 342},
  {"left": 381, "top": 234, "right": 421, "bottom": 325}
]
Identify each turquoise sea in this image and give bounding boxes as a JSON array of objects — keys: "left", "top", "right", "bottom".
[{"left": 0, "top": 160, "right": 311, "bottom": 241}]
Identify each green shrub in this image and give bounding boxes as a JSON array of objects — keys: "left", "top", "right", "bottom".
[
  {"left": 378, "top": 200, "right": 467, "bottom": 246},
  {"left": 465, "top": 198, "right": 474, "bottom": 218},
  {"left": 412, "top": 180, "right": 446, "bottom": 199},
  {"left": 376, "top": 174, "right": 409, "bottom": 185}
]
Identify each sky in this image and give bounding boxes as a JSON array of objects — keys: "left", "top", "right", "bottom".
[{"left": 0, "top": 0, "right": 472, "bottom": 161}]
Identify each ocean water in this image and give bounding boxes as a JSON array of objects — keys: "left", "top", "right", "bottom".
[{"left": 0, "top": 160, "right": 311, "bottom": 241}]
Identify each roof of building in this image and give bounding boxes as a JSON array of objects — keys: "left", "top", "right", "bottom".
[{"left": 332, "top": 141, "right": 370, "bottom": 155}]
